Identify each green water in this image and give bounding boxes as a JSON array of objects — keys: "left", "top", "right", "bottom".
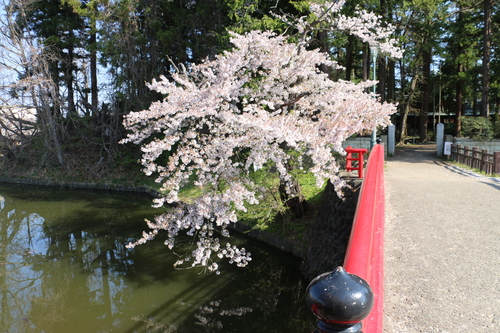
[{"left": 0, "top": 183, "right": 314, "bottom": 333}]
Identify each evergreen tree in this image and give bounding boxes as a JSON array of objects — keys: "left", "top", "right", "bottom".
[
  {"left": 442, "top": 0, "right": 482, "bottom": 136},
  {"left": 392, "top": 0, "right": 448, "bottom": 142},
  {"left": 99, "top": 0, "right": 235, "bottom": 115},
  {"left": 25, "top": 0, "right": 86, "bottom": 118}
]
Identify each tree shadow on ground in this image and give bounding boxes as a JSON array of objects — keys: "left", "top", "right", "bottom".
[{"left": 387, "top": 144, "right": 438, "bottom": 164}]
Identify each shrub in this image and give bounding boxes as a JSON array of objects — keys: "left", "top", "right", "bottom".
[
  {"left": 492, "top": 112, "right": 500, "bottom": 138},
  {"left": 460, "top": 116, "right": 494, "bottom": 140}
]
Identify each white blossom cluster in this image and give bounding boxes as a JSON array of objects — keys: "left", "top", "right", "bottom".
[
  {"left": 293, "top": 0, "right": 403, "bottom": 58},
  {"left": 121, "top": 3, "right": 401, "bottom": 272}
]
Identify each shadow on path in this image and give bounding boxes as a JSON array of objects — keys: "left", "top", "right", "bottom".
[
  {"left": 387, "top": 143, "right": 437, "bottom": 164},
  {"left": 383, "top": 142, "right": 500, "bottom": 333},
  {"left": 388, "top": 143, "right": 500, "bottom": 190}
]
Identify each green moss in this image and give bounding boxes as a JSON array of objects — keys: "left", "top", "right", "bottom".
[{"left": 237, "top": 169, "right": 326, "bottom": 246}]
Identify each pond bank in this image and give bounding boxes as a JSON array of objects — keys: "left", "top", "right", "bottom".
[{"left": 0, "top": 176, "right": 161, "bottom": 198}]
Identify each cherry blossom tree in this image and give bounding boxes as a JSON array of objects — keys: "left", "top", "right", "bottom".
[{"left": 121, "top": 0, "right": 401, "bottom": 273}]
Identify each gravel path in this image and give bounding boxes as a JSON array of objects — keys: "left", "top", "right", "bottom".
[{"left": 383, "top": 144, "right": 500, "bottom": 333}]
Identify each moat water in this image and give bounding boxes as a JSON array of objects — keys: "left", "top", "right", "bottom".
[{"left": 0, "top": 183, "right": 314, "bottom": 332}]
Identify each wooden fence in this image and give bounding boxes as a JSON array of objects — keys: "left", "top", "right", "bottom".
[{"left": 451, "top": 144, "right": 500, "bottom": 175}]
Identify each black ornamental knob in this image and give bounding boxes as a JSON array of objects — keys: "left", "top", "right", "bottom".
[{"left": 306, "top": 266, "right": 374, "bottom": 333}]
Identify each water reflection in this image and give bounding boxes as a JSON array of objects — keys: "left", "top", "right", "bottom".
[{"left": 0, "top": 184, "right": 313, "bottom": 332}]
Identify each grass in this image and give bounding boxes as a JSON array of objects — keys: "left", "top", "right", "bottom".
[
  {"left": 170, "top": 167, "right": 326, "bottom": 247},
  {"left": 235, "top": 170, "right": 326, "bottom": 245}
]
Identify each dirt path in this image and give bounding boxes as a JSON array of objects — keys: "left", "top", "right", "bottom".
[{"left": 383, "top": 144, "right": 500, "bottom": 332}]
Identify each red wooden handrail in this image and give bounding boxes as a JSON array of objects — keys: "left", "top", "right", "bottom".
[
  {"left": 345, "top": 146, "right": 368, "bottom": 178},
  {"left": 343, "top": 143, "right": 385, "bottom": 333}
]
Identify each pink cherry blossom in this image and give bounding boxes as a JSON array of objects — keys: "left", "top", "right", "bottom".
[{"left": 121, "top": 3, "right": 401, "bottom": 273}]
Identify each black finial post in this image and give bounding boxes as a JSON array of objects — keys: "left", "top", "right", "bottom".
[{"left": 306, "top": 266, "right": 374, "bottom": 333}]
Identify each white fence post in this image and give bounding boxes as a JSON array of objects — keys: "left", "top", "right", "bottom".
[
  {"left": 436, "top": 123, "right": 444, "bottom": 157},
  {"left": 388, "top": 125, "right": 395, "bottom": 156}
]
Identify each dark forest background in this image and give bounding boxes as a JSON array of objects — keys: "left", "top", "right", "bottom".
[{"left": 0, "top": 0, "right": 499, "bottom": 182}]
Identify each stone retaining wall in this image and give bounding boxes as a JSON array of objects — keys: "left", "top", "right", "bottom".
[
  {"left": 453, "top": 138, "right": 500, "bottom": 152},
  {"left": 343, "top": 137, "right": 372, "bottom": 150},
  {"left": 301, "top": 179, "right": 361, "bottom": 282}
]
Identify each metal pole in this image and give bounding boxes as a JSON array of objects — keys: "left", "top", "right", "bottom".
[
  {"left": 370, "top": 47, "right": 379, "bottom": 150},
  {"left": 438, "top": 67, "right": 442, "bottom": 124}
]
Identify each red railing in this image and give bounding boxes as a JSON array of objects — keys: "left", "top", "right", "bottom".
[
  {"left": 345, "top": 146, "right": 368, "bottom": 178},
  {"left": 343, "top": 143, "right": 385, "bottom": 333}
]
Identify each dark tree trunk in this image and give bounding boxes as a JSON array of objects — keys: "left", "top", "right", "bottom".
[
  {"left": 455, "top": 63, "right": 464, "bottom": 137},
  {"left": 378, "top": 56, "right": 386, "bottom": 102},
  {"left": 377, "top": 0, "right": 387, "bottom": 102},
  {"left": 279, "top": 178, "right": 308, "bottom": 219},
  {"left": 362, "top": 43, "right": 369, "bottom": 82},
  {"left": 345, "top": 35, "right": 355, "bottom": 81},
  {"left": 397, "top": 64, "right": 419, "bottom": 143},
  {"left": 317, "top": 30, "right": 331, "bottom": 77},
  {"left": 419, "top": 48, "right": 432, "bottom": 142},
  {"left": 387, "top": 58, "right": 396, "bottom": 102},
  {"left": 91, "top": 32, "right": 98, "bottom": 111},
  {"left": 481, "top": 0, "right": 492, "bottom": 118},
  {"left": 66, "top": 46, "right": 76, "bottom": 118}
]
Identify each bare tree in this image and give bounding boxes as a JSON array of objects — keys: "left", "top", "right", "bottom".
[{"left": 0, "top": 0, "right": 65, "bottom": 165}]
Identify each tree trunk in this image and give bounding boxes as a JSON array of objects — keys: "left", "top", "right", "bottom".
[
  {"left": 481, "top": 0, "right": 491, "bottom": 118},
  {"left": 36, "top": 89, "right": 65, "bottom": 167},
  {"left": 279, "top": 178, "right": 308, "bottom": 219},
  {"left": 345, "top": 35, "right": 355, "bottom": 81},
  {"left": 397, "top": 65, "right": 419, "bottom": 143},
  {"left": 362, "top": 43, "right": 369, "bottom": 82},
  {"left": 66, "top": 32, "right": 77, "bottom": 119},
  {"left": 91, "top": 31, "right": 98, "bottom": 111},
  {"left": 455, "top": 63, "right": 464, "bottom": 137},
  {"left": 378, "top": 56, "right": 386, "bottom": 102},
  {"left": 419, "top": 48, "right": 432, "bottom": 142},
  {"left": 277, "top": 141, "right": 308, "bottom": 219},
  {"left": 318, "top": 30, "right": 331, "bottom": 77},
  {"left": 377, "top": 0, "right": 387, "bottom": 102},
  {"left": 387, "top": 58, "right": 396, "bottom": 102},
  {"left": 385, "top": 0, "right": 395, "bottom": 104}
]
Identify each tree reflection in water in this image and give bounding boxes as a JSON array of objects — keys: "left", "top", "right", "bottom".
[{"left": 0, "top": 184, "right": 313, "bottom": 332}]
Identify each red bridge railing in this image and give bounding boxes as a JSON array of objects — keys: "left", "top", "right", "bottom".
[
  {"left": 306, "top": 143, "right": 385, "bottom": 333},
  {"left": 344, "top": 143, "right": 385, "bottom": 332},
  {"left": 345, "top": 146, "right": 368, "bottom": 178}
]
